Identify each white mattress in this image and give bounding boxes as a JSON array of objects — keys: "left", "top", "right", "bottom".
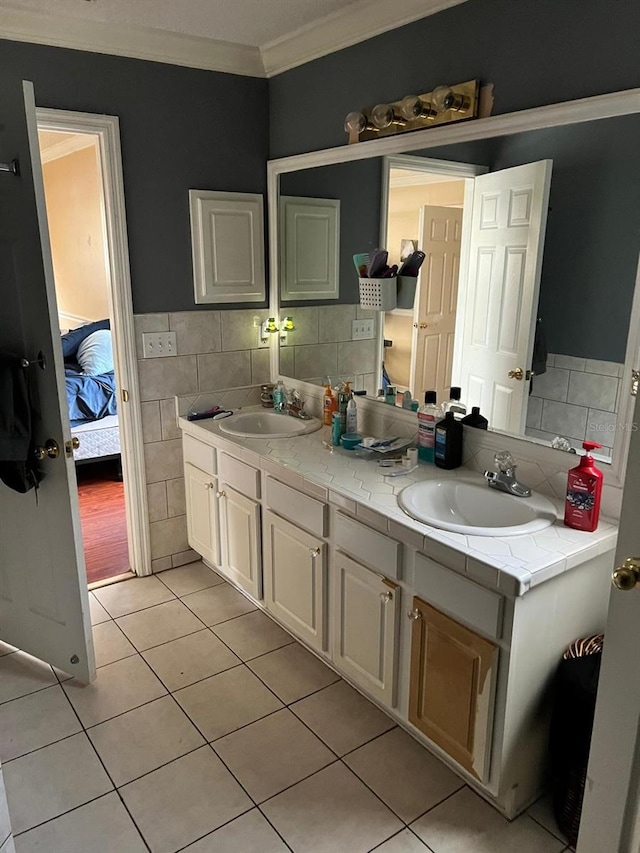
[{"left": 71, "top": 415, "right": 121, "bottom": 461}]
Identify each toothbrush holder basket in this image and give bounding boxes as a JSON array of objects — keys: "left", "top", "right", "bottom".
[{"left": 359, "top": 276, "right": 397, "bottom": 311}]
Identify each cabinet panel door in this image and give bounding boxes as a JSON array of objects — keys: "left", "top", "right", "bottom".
[
  {"left": 409, "top": 597, "right": 498, "bottom": 782},
  {"left": 263, "top": 511, "right": 326, "bottom": 652},
  {"left": 184, "top": 463, "right": 220, "bottom": 567},
  {"left": 333, "top": 552, "right": 399, "bottom": 707},
  {"left": 219, "top": 484, "right": 261, "bottom": 600}
]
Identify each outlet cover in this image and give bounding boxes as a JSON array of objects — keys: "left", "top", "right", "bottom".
[
  {"left": 352, "top": 319, "right": 375, "bottom": 340},
  {"left": 142, "top": 331, "right": 177, "bottom": 358}
]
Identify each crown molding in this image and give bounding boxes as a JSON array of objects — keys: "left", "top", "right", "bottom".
[
  {"left": 39, "top": 133, "right": 95, "bottom": 164},
  {"left": 0, "top": 5, "right": 265, "bottom": 77},
  {"left": 260, "top": 0, "right": 468, "bottom": 76}
]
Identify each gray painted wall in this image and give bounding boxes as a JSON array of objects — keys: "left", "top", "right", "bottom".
[
  {"left": 269, "top": 0, "right": 640, "bottom": 158},
  {"left": 0, "top": 39, "right": 269, "bottom": 315}
]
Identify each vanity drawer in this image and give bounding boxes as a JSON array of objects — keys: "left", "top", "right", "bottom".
[
  {"left": 219, "top": 452, "right": 260, "bottom": 500},
  {"left": 183, "top": 434, "right": 216, "bottom": 477},
  {"left": 334, "top": 512, "right": 401, "bottom": 580},
  {"left": 265, "top": 477, "right": 328, "bottom": 537},
  {"left": 414, "top": 553, "right": 503, "bottom": 640}
]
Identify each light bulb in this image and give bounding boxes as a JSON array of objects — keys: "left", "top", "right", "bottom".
[
  {"left": 399, "top": 95, "right": 437, "bottom": 121},
  {"left": 344, "top": 111, "right": 368, "bottom": 134},
  {"left": 370, "top": 103, "right": 406, "bottom": 130},
  {"left": 431, "top": 85, "right": 470, "bottom": 113}
]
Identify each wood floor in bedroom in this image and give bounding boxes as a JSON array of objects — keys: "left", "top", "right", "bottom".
[{"left": 76, "top": 460, "right": 130, "bottom": 584}]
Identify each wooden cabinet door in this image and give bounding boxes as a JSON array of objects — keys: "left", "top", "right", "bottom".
[
  {"left": 409, "top": 597, "right": 498, "bottom": 782},
  {"left": 184, "top": 462, "right": 220, "bottom": 567},
  {"left": 332, "top": 552, "right": 400, "bottom": 707},
  {"left": 263, "top": 511, "right": 326, "bottom": 652},
  {"left": 219, "top": 484, "right": 262, "bottom": 600}
]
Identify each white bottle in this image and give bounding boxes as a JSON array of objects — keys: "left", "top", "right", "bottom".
[
  {"left": 346, "top": 396, "right": 358, "bottom": 434},
  {"left": 442, "top": 386, "right": 467, "bottom": 420},
  {"left": 273, "top": 380, "right": 286, "bottom": 412}
]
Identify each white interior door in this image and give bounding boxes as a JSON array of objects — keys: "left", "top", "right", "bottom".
[
  {"left": 0, "top": 80, "right": 95, "bottom": 682},
  {"left": 578, "top": 391, "right": 640, "bottom": 853},
  {"left": 410, "top": 205, "right": 463, "bottom": 403},
  {"left": 452, "top": 160, "right": 552, "bottom": 433}
]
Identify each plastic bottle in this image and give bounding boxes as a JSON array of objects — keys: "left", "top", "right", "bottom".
[
  {"left": 442, "top": 386, "right": 467, "bottom": 420},
  {"left": 385, "top": 385, "right": 397, "bottom": 406},
  {"left": 323, "top": 377, "right": 336, "bottom": 426},
  {"left": 338, "top": 382, "right": 351, "bottom": 433},
  {"left": 564, "top": 441, "right": 604, "bottom": 531},
  {"left": 273, "top": 380, "right": 286, "bottom": 413},
  {"left": 331, "top": 412, "right": 342, "bottom": 446},
  {"left": 417, "top": 391, "right": 441, "bottom": 464},
  {"left": 346, "top": 396, "right": 358, "bottom": 434},
  {"left": 434, "top": 411, "right": 463, "bottom": 469},
  {"left": 461, "top": 406, "right": 488, "bottom": 430}
]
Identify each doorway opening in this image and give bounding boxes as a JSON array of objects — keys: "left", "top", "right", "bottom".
[{"left": 36, "top": 109, "right": 150, "bottom": 586}]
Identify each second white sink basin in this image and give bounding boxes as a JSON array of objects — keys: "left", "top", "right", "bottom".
[
  {"left": 218, "top": 411, "right": 322, "bottom": 439},
  {"left": 398, "top": 478, "right": 557, "bottom": 537}
]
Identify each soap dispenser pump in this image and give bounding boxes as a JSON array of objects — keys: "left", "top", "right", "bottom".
[{"left": 564, "top": 440, "right": 603, "bottom": 532}]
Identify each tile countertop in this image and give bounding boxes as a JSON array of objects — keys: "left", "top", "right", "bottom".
[{"left": 179, "top": 410, "right": 618, "bottom": 597}]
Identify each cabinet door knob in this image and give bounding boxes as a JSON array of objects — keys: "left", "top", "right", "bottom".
[
  {"left": 380, "top": 591, "right": 393, "bottom": 603},
  {"left": 204, "top": 482, "right": 213, "bottom": 489},
  {"left": 407, "top": 608, "right": 422, "bottom": 621},
  {"left": 310, "top": 546, "right": 321, "bottom": 558},
  {"left": 612, "top": 557, "right": 640, "bottom": 590},
  {"left": 216, "top": 490, "right": 226, "bottom": 498}
]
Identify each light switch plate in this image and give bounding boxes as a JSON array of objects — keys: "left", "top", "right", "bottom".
[
  {"left": 352, "top": 319, "right": 375, "bottom": 340},
  {"left": 142, "top": 331, "right": 177, "bottom": 358}
]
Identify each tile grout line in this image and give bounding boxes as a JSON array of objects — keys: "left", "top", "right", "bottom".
[{"left": 527, "top": 810, "right": 571, "bottom": 845}]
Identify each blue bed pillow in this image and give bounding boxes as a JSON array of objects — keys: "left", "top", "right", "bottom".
[
  {"left": 61, "top": 319, "right": 110, "bottom": 359},
  {"left": 76, "top": 329, "right": 114, "bottom": 376}
]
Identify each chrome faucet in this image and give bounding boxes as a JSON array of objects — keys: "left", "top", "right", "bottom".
[
  {"left": 286, "top": 391, "right": 312, "bottom": 420},
  {"left": 484, "top": 451, "right": 531, "bottom": 498}
]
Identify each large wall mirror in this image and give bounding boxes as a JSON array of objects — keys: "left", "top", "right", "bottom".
[{"left": 268, "top": 93, "right": 640, "bottom": 484}]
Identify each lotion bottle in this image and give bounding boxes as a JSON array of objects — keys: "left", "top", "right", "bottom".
[{"left": 564, "top": 440, "right": 604, "bottom": 532}]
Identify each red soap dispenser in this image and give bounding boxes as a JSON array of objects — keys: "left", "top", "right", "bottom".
[{"left": 564, "top": 441, "right": 604, "bottom": 532}]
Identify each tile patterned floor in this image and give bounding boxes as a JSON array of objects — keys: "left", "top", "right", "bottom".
[{"left": 0, "top": 564, "right": 574, "bottom": 853}]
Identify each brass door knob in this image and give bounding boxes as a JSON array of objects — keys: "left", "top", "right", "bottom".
[
  {"left": 508, "top": 367, "right": 524, "bottom": 380},
  {"left": 612, "top": 557, "right": 640, "bottom": 590},
  {"left": 419, "top": 322, "right": 429, "bottom": 329},
  {"left": 34, "top": 439, "right": 60, "bottom": 461}
]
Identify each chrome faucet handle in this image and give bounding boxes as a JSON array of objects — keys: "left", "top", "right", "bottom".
[{"left": 494, "top": 450, "right": 516, "bottom": 473}]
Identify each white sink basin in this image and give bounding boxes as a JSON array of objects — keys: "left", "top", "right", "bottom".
[
  {"left": 218, "top": 411, "right": 322, "bottom": 439},
  {"left": 398, "top": 478, "right": 557, "bottom": 537}
]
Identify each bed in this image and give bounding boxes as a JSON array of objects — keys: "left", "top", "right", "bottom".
[{"left": 61, "top": 320, "right": 121, "bottom": 463}]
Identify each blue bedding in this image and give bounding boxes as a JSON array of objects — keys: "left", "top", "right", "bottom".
[{"left": 65, "top": 365, "right": 117, "bottom": 425}]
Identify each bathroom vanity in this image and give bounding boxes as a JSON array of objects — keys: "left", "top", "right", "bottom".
[{"left": 179, "top": 410, "right": 617, "bottom": 819}]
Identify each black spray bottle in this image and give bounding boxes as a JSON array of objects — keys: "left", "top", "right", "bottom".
[{"left": 434, "top": 411, "right": 463, "bottom": 469}]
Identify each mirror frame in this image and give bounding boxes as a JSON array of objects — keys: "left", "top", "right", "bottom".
[{"left": 267, "top": 88, "right": 640, "bottom": 490}]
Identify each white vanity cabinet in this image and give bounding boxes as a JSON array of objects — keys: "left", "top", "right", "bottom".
[
  {"left": 263, "top": 510, "right": 327, "bottom": 652},
  {"left": 332, "top": 551, "right": 400, "bottom": 707},
  {"left": 184, "top": 462, "right": 220, "bottom": 568},
  {"left": 218, "top": 484, "right": 262, "bottom": 600}
]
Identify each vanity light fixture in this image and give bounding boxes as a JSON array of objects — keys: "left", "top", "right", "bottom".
[{"left": 344, "top": 79, "right": 488, "bottom": 144}]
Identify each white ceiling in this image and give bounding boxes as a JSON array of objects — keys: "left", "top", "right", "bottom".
[{"left": 0, "top": 0, "right": 467, "bottom": 77}]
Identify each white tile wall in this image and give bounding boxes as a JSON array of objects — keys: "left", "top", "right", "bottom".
[{"left": 525, "top": 352, "right": 624, "bottom": 459}]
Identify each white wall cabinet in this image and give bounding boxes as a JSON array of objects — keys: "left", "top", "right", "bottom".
[
  {"left": 218, "top": 484, "right": 262, "bottom": 600},
  {"left": 263, "top": 510, "right": 327, "bottom": 652},
  {"left": 332, "top": 551, "right": 400, "bottom": 707},
  {"left": 280, "top": 196, "right": 340, "bottom": 301},
  {"left": 184, "top": 462, "right": 220, "bottom": 567},
  {"left": 190, "top": 190, "right": 265, "bottom": 304}
]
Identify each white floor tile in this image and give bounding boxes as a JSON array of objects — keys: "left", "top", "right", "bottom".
[
  {"left": 291, "top": 680, "right": 395, "bottom": 755},
  {"left": 410, "top": 787, "right": 566, "bottom": 853},
  {"left": 211, "top": 610, "right": 293, "bottom": 660},
  {"left": 92, "top": 621, "right": 137, "bottom": 668},
  {"left": 142, "top": 629, "right": 240, "bottom": 691},
  {"left": 372, "top": 829, "right": 430, "bottom": 851},
  {"left": 0, "top": 642, "right": 17, "bottom": 656},
  {"left": 174, "top": 665, "right": 282, "bottom": 741},
  {"left": 93, "top": 575, "right": 175, "bottom": 618},
  {"left": 247, "top": 643, "right": 340, "bottom": 704},
  {"left": 0, "top": 653, "right": 57, "bottom": 705},
  {"left": 0, "top": 769, "right": 12, "bottom": 843},
  {"left": 3, "top": 733, "right": 112, "bottom": 834},
  {"left": 0, "top": 837, "right": 15, "bottom": 853},
  {"left": 158, "top": 562, "right": 225, "bottom": 597},
  {"left": 181, "top": 584, "right": 257, "bottom": 626},
  {"left": 527, "top": 794, "right": 569, "bottom": 843},
  {"left": 214, "top": 708, "right": 335, "bottom": 802},
  {"left": 88, "top": 593, "right": 111, "bottom": 626},
  {"left": 120, "top": 746, "right": 251, "bottom": 853},
  {"left": 115, "top": 599, "right": 204, "bottom": 651},
  {"left": 13, "top": 792, "right": 147, "bottom": 853},
  {"left": 344, "top": 728, "right": 464, "bottom": 823},
  {"left": 63, "top": 655, "right": 166, "bottom": 727},
  {"left": 0, "top": 685, "right": 81, "bottom": 762},
  {"left": 88, "top": 695, "right": 205, "bottom": 786},
  {"left": 262, "top": 761, "right": 403, "bottom": 853},
  {"left": 181, "top": 809, "right": 288, "bottom": 852}
]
